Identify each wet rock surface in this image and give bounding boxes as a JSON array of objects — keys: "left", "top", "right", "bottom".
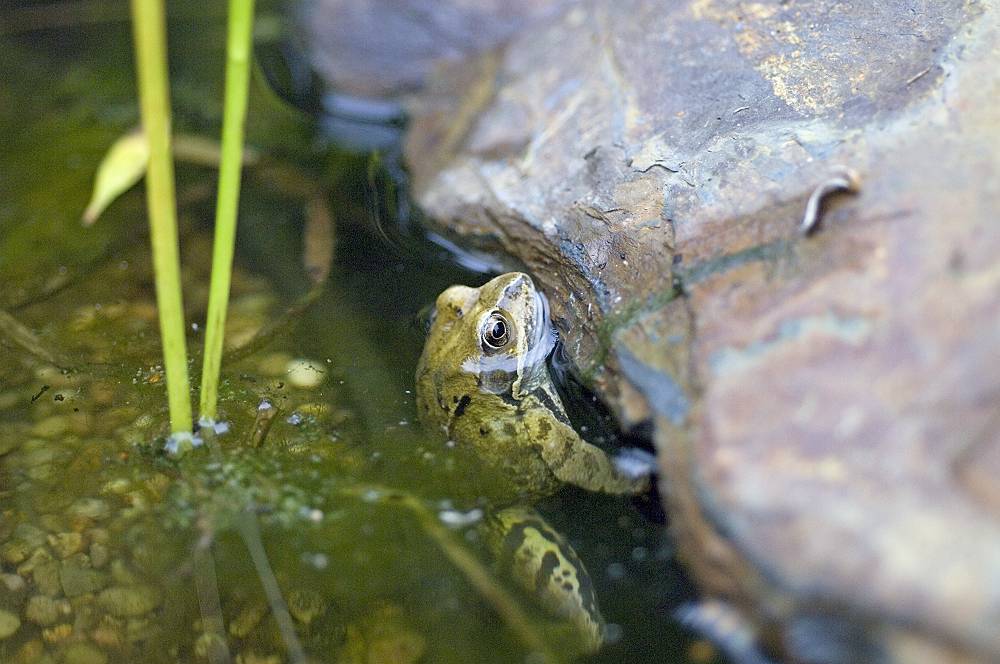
[
  {"left": 308, "top": 0, "right": 1000, "bottom": 661},
  {"left": 303, "top": 0, "right": 570, "bottom": 100}
]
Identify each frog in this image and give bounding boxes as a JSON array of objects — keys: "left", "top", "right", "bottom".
[
  {"left": 415, "top": 271, "right": 648, "bottom": 501},
  {"left": 415, "top": 272, "right": 651, "bottom": 655},
  {"left": 481, "top": 505, "right": 605, "bottom": 652}
]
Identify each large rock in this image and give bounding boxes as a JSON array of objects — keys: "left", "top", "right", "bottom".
[
  {"left": 309, "top": 0, "right": 1000, "bottom": 661},
  {"left": 303, "top": 0, "right": 569, "bottom": 99}
]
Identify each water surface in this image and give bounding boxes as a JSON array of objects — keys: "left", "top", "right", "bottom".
[{"left": 0, "top": 5, "right": 715, "bottom": 663}]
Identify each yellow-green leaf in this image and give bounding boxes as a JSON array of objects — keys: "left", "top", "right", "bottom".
[{"left": 81, "top": 129, "right": 149, "bottom": 226}]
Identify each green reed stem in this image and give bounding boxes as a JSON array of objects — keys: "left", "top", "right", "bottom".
[
  {"left": 130, "top": 0, "right": 192, "bottom": 434},
  {"left": 199, "top": 0, "right": 256, "bottom": 422}
]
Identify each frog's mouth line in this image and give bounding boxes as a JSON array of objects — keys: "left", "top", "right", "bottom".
[{"left": 529, "top": 289, "right": 557, "bottom": 366}]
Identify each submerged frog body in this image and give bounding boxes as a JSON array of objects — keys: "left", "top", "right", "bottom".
[
  {"left": 416, "top": 272, "right": 650, "bottom": 655},
  {"left": 416, "top": 272, "right": 646, "bottom": 500},
  {"left": 482, "top": 505, "right": 605, "bottom": 652}
]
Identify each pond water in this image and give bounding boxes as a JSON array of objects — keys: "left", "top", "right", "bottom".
[{"left": 0, "top": 3, "right": 719, "bottom": 663}]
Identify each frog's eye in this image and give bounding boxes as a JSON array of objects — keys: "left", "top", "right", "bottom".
[{"left": 481, "top": 312, "right": 511, "bottom": 351}]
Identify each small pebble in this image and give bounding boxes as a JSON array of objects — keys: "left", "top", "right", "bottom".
[
  {"left": 0, "top": 609, "right": 21, "bottom": 639},
  {"left": 86, "top": 528, "right": 110, "bottom": 545},
  {"left": 302, "top": 553, "right": 329, "bottom": 570},
  {"left": 125, "top": 616, "right": 156, "bottom": 642},
  {"left": 33, "top": 560, "right": 63, "bottom": 597},
  {"left": 100, "top": 478, "right": 131, "bottom": 496},
  {"left": 17, "top": 546, "right": 53, "bottom": 577},
  {"left": 98, "top": 584, "right": 161, "bottom": 617},
  {"left": 60, "top": 642, "right": 108, "bottom": 664},
  {"left": 11, "top": 639, "right": 47, "bottom": 664},
  {"left": 143, "top": 473, "right": 171, "bottom": 501},
  {"left": 368, "top": 630, "right": 426, "bottom": 664},
  {"left": 34, "top": 366, "right": 80, "bottom": 389},
  {"left": 285, "top": 359, "right": 325, "bottom": 389},
  {"left": 194, "top": 631, "right": 229, "bottom": 661},
  {"left": 228, "top": 601, "right": 267, "bottom": 638},
  {"left": 0, "top": 390, "right": 20, "bottom": 412},
  {"left": 109, "top": 560, "right": 140, "bottom": 586},
  {"left": 68, "top": 499, "right": 110, "bottom": 521},
  {"left": 39, "top": 514, "right": 64, "bottom": 533},
  {"left": 14, "top": 524, "right": 47, "bottom": 549},
  {"left": 31, "top": 416, "right": 69, "bottom": 439},
  {"left": 257, "top": 352, "right": 293, "bottom": 377},
  {"left": 89, "top": 543, "right": 109, "bottom": 569},
  {"left": 1, "top": 573, "right": 26, "bottom": 593},
  {"left": 90, "top": 619, "right": 124, "bottom": 649},
  {"left": 60, "top": 558, "right": 107, "bottom": 597},
  {"left": 122, "top": 491, "right": 149, "bottom": 512},
  {"left": 48, "top": 532, "right": 84, "bottom": 559},
  {"left": 287, "top": 589, "right": 326, "bottom": 626},
  {"left": 17, "top": 441, "right": 57, "bottom": 469},
  {"left": 42, "top": 622, "right": 73, "bottom": 644},
  {"left": 0, "top": 435, "right": 21, "bottom": 455},
  {"left": 235, "top": 653, "right": 281, "bottom": 664},
  {"left": 25, "top": 595, "right": 60, "bottom": 626},
  {"left": 27, "top": 464, "right": 54, "bottom": 481},
  {"left": 1, "top": 540, "right": 31, "bottom": 565},
  {"left": 88, "top": 382, "right": 116, "bottom": 407}
]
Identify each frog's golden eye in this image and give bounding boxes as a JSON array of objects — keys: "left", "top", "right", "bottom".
[{"left": 481, "top": 312, "right": 511, "bottom": 351}]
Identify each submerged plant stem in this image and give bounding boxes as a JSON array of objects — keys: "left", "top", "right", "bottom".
[
  {"left": 193, "top": 520, "right": 232, "bottom": 664},
  {"left": 221, "top": 284, "right": 324, "bottom": 366},
  {"left": 199, "top": 0, "right": 257, "bottom": 422},
  {"left": 198, "top": 427, "right": 307, "bottom": 664},
  {"left": 0, "top": 308, "right": 65, "bottom": 368},
  {"left": 339, "top": 484, "right": 560, "bottom": 662},
  {"left": 129, "top": 0, "right": 192, "bottom": 434}
]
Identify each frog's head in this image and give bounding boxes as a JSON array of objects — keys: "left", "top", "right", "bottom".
[{"left": 416, "top": 272, "right": 556, "bottom": 419}]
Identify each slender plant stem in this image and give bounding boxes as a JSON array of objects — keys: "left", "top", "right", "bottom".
[
  {"left": 200, "top": 0, "right": 256, "bottom": 422},
  {"left": 130, "top": 0, "right": 192, "bottom": 434},
  {"left": 337, "top": 484, "right": 558, "bottom": 661},
  {"left": 0, "top": 308, "right": 66, "bottom": 368}
]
